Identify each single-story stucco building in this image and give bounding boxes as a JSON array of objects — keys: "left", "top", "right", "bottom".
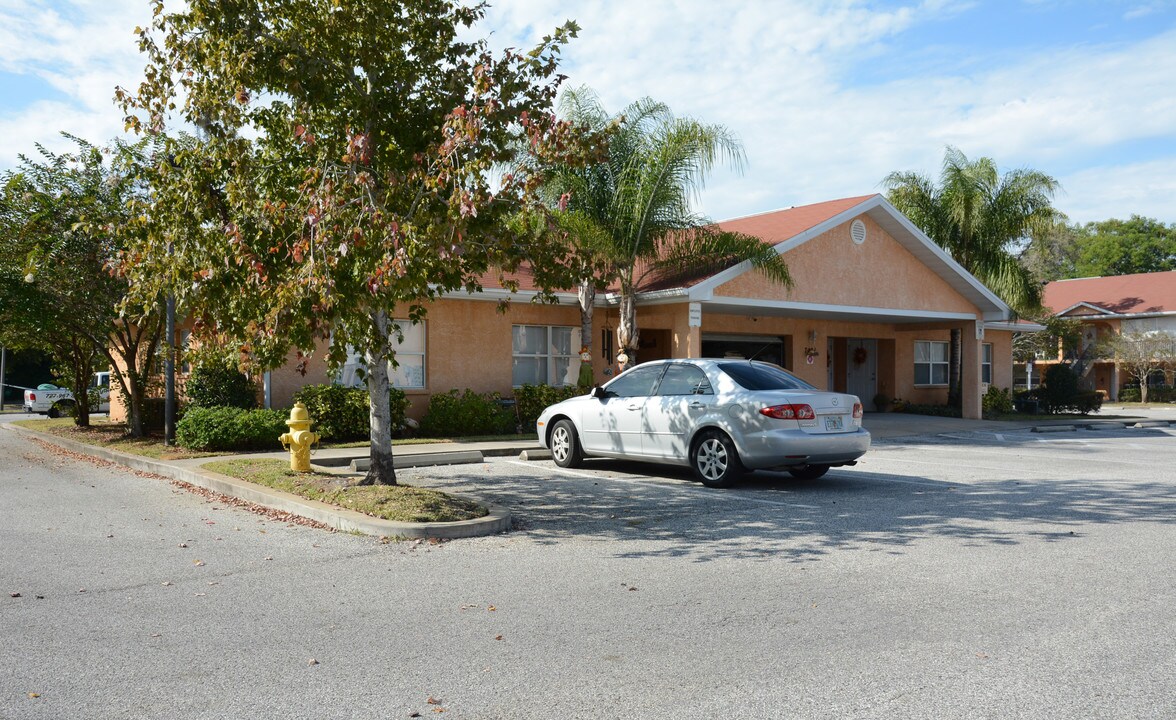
[{"left": 110, "top": 194, "right": 1028, "bottom": 423}]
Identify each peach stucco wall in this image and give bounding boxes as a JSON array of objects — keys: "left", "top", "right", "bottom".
[{"left": 715, "top": 214, "right": 980, "bottom": 316}]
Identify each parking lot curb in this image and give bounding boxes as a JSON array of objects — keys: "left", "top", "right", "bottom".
[
  {"left": 4, "top": 425, "right": 511, "bottom": 540},
  {"left": 1031, "top": 424, "right": 1078, "bottom": 433}
]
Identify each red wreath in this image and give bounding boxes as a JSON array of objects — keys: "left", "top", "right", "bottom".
[{"left": 852, "top": 347, "right": 868, "bottom": 365}]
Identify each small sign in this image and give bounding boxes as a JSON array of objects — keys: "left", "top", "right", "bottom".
[{"left": 688, "top": 302, "right": 702, "bottom": 327}]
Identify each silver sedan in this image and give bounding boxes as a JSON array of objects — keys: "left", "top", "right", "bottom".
[{"left": 536, "top": 359, "right": 870, "bottom": 487}]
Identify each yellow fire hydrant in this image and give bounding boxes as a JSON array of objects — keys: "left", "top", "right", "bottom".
[{"left": 279, "top": 402, "right": 319, "bottom": 472}]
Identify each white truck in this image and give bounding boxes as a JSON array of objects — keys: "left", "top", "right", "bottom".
[{"left": 23, "top": 372, "right": 111, "bottom": 417}]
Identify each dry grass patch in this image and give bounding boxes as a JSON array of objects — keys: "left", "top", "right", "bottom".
[{"left": 203, "top": 458, "right": 487, "bottom": 523}]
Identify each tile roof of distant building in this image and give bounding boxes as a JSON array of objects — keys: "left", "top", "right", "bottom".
[{"left": 1043, "top": 270, "right": 1176, "bottom": 316}]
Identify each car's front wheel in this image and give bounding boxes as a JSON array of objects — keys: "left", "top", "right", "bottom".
[
  {"left": 691, "top": 430, "right": 743, "bottom": 488},
  {"left": 787, "top": 464, "right": 830, "bottom": 480},
  {"left": 550, "top": 419, "right": 584, "bottom": 469}
]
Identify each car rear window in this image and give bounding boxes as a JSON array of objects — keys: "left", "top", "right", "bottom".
[{"left": 718, "top": 362, "right": 815, "bottom": 391}]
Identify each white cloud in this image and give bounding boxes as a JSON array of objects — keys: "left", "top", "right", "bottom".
[{"left": 1, "top": 0, "right": 1173, "bottom": 226}]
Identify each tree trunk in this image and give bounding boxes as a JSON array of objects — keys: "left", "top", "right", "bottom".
[
  {"left": 948, "top": 328, "right": 962, "bottom": 409},
  {"left": 578, "top": 279, "right": 595, "bottom": 357},
  {"left": 577, "top": 279, "right": 595, "bottom": 387},
  {"left": 616, "top": 288, "right": 638, "bottom": 372},
  {"left": 359, "top": 308, "right": 398, "bottom": 486}
]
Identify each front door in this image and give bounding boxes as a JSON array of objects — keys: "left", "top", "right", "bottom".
[{"left": 845, "top": 338, "right": 877, "bottom": 403}]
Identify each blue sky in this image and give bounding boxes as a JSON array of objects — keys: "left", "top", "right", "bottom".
[{"left": 2, "top": 0, "right": 1174, "bottom": 224}]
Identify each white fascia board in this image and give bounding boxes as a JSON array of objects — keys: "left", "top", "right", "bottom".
[
  {"left": 691, "top": 195, "right": 1013, "bottom": 323},
  {"left": 986, "top": 321, "right": 1047, "bottom": 333},
  {"left": 1056, "top": 301, "right": 1117, "bottom": 317},
  {"left": 707, "top": 295, "right": 979, "bottom": 322},
  {"left": 872, "top": 198, "right": 1012, "bottom": 320},
  {"left": 600, "top": 288, "right": 690, "bottom": 306},
  {"left": 441, "top": 286, "right": 584, "bottom": 305}
]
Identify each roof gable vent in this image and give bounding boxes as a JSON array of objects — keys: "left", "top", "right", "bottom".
[{"left": 851, "top": 219, "right": 867, "bottom": 245}]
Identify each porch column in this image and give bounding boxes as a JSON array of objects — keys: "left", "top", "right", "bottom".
[
  {"left": 1111, "top": 362, "right": 1119, "bottom": 401},
  {"left": 961, "top": 319, "right": 983, "bottom": 420},
  {"left": 683, "top": 302, "right": 702, "bottom": 358}
]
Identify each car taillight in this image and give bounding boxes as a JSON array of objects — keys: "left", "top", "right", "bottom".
[
  {"left": 760, "top": 404, "right": 816, "bottom": 420},
  {"left": 27, "top": 393, "right": 36, "bottom": 402},
  {"left": 852, "top": 402, "right": 863, "bottom": 418}
]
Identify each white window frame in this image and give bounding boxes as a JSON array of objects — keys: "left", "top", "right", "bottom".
[
  {"left": 512, "top": 325, "right": 581, "bottom": 387},
  {"left": 914, "top": 340, "right": 950, "bottom": 386},
  {"left": 981, "top": 343, "right": 993, "bottom": 385},
  {"left": 337, "top": 320, "right": 427, "bottom": 390}
]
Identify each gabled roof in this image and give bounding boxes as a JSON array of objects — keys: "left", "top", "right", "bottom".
[
  {"left": 691, "top": 194, "right": 1012, "bottom": 322},
  {"left": 1044, "top": 271, "right": 1176, "bottom": 317},
  {"left": 462, "top": 194, "right": 1016, "bottom": 322}
]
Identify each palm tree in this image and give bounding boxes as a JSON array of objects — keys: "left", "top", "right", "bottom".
[
  {"left": 883, "top": 146, "right": 1063, "bottom": 405},
  {"left": 542, "top": 87, "right": 792, "bottom": 371}
]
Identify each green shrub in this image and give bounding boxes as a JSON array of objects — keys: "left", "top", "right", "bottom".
[
  {"left": 1073, "top": 391, "right": 1103, "bottom": 415},
  {"left": 1041, "top": 364, "right": 1080, "bottom": 414},
  {"left": 982, "top": 386, "right": 1014, "bottom": 417},
  {"left": 291, "top": 384, "right": 409, "bottom": 442},
  {"left": 892, "top": 402, "right": 961, "bottom": 418},
  {"left": 420, "top": 389, "right": 515, "bottom": 437},
  {"left": 513, "top": 384, "right": 585, "bottom": 430},
  {"left": 185, "top": 358, "right": 258, "bottom": 409},
  {"left": 176, "top": 406, "right": 288, "bottom": 451},
  {"left": 1119, "top": 386, "right": 1141, "bottom": 403}
]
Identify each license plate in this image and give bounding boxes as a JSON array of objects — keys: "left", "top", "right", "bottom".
[{"left": 824, "top": 415, "right": 844, "bottom": 431}]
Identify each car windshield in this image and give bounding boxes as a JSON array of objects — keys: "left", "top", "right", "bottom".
[{"left": 718, "top": 361, "right": 816, "bottom": 391}]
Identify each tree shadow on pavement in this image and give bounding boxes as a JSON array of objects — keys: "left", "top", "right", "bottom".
[{"left": 417, "top": 458, "right": 1176, "bottom": 563}]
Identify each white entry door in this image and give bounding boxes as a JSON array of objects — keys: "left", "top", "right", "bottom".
[{"left": 846, "top": 338, "right": 877, "bottom": 403}]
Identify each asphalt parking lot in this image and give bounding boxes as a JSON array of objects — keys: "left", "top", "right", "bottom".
[{"left": 3, "top": 421, "right": 1175, "bottom": 719}]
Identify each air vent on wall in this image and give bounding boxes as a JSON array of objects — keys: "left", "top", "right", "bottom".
[{"left": 851, "top": 219, "right": 867, "bottom": 245}]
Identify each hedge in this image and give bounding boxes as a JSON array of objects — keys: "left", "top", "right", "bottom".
[
  {"left": 175, "top": 407, "right": 289, "bottom": 451},
  {"left": 419, "top": 389, "right": 515, "bottom": 437},
  {"left": 291, "top": 384, "right": 409, "bottom": 442}
]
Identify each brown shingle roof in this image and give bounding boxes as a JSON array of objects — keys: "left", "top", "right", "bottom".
[
  {"left": 714, "top": 195, "right": 878, "bottom": 242},
  {"left": 1043, "top": 270, "right": 1176, "bottom": 316},
  {"left": 473, "top": 195, "right": 881, "bottom": 295}
]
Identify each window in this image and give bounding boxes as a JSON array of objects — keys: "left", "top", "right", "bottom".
[
  {"left": 337, "top": 321, "right": 427, "bottom": 390},
  {"left": 602, "top": 365, "right": 664, "bottom": 397},
  {"left": 914, "top": 340, "right": 949, "bottom": 385},
  {"left": 981, "top": 343, "right": 993, "bottom": 385},
  {"left": 657, "top": 364, "right": 713, "bottom": 396},
  {"left": 512, "top": 325, "right": 581, "bottom": 387},
  {"left": 719, "top": 362, "right": 814, "bottom": 391}
]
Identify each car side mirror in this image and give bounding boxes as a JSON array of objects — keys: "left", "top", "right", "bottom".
[{"left": 591, "top": 385, "right": 608, "bottom": 399}]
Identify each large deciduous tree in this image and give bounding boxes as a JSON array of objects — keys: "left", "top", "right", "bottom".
[
  {"left": 538, "top": 87, "right": 792, "bottom": 371},
  {"left": 0, "top": 136, "right": 164, "bottom": 433},
  {"left": 1101, "top": 330, "right": 1176, "bottom": 404},
  {"left": 884, "top": 146, "right": 1062, "bottom": 406},
  {"left": 1073, "top": 216, "right": 1176, "bottom": 278},
  {"left": 119, "top": 0, "right": 584, "bottom": 484}
]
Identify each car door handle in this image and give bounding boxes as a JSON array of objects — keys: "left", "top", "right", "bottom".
[
  {"left": 689, "top": 402, "right": 706, "bottom": 410},
  {"left": 627, "top": 404, "right": 641, "bottom": 411}
]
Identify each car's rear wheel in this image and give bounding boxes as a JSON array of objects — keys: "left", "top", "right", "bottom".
[
  {"left": 691, "top": 430, "right": 743, "bottom": 488},
  {"left": 787, "top": 464, "right": 830, "bottom": 480},
  {"left": 550, "top": 419, "right": 584, "bottom": 468}
]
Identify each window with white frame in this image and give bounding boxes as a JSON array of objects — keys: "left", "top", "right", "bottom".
[
  {"left": 512, "top": 325, "right": 581, "bottom": 387},
  {"left": 914, "top": 340, "right": 949, "bottom": 385},
  {"left": 337, "top": 321, "right": 427, "bottom": 390},
  {"left": 981, "top": 343, "right": 993, "bottom": 385}
]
